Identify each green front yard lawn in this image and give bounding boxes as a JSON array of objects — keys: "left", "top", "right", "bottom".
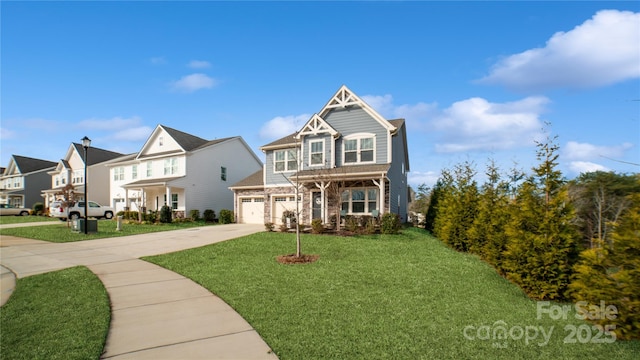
[
  {"left": 0, "top": 266, "right": 110, "bottom": 360},
  {"left": 145, "top": 227, "right": 640, "bottom": 359},
  {"left": 0, "top": 219, "right": 215, "bottom": 242},
  {"left": 0, "top": 215, "right": 58, "bottom": 225}
]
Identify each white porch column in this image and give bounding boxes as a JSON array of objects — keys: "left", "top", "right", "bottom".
[
  {"left": 373, "top": 177, "right": 385, "bottom": 214},
  {"left": 165, "top": 186, "right": 171, "bottom": 207},
  {"left": 314, "top": 181, "right": 330, "bottom": 224},
  {"left": 125, "top": 189, "right": 129, "bottom": 210}
]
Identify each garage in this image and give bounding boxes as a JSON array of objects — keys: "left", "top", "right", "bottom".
[
  {"left": 239, "top": 197, "right": 264, "bottom": 224},
  {"left": 271, "top": 195, "right": 298, "bottom": 225}
]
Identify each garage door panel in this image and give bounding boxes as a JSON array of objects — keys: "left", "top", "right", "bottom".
[
  {"left": 240, "top": 198, "right": 264, "bottom": 224},
  {"left": 272, "top": 196, "right": 297, "bottom": 224}
]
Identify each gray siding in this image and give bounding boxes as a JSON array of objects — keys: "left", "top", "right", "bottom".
[
  {"left": 324, "top": 107, "right": 388, "bottom": 166},
  {"left": 302, "top": 134, "right": 331, "bottom": 170},
  {"left": 264, "top": 149, "right": 296, "bottom": 186},
  {"left": 388, "top": 124, "right": 409, "bottom": 221},
  {"left": 25, "top": 171, "right": 54, "bottom": 208}
]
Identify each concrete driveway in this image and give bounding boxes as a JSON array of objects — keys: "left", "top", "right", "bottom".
[{"left": 0, "top": 223, "right": 278, "bottom": 359}]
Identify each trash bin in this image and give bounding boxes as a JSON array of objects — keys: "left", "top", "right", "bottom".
[{"left": 72, "top": 218, "right": 98, "bottom": 233}]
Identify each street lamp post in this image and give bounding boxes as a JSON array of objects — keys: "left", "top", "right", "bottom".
[{"left": 82, "top": 136, "right": 91, "bottom": 234}]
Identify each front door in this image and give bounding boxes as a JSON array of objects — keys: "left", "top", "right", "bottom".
[{"left": 312, "top": 192, "right": 322, "bottom": 220}]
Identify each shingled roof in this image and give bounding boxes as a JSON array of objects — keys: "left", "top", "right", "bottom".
[
  {"left": 11, "top": 155, "right": 57, "bottom": 174},
  {"left": 73, "top": 144, "right": 125, "bottom": 166},
  {"left": 260, "top": 132, "right": 298, "bottom": 151},
  {"left": 229, "top": 168, "right": 264, "bottom": 189},
  {"left": 161, "top": 125, "right": 209, "bottom": 151}
]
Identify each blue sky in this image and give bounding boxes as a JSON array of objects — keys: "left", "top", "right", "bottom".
[{"left": 2, "top": 1, "right": 639, "bottom": 188}]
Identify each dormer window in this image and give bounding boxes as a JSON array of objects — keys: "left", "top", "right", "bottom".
[{"left": 343, "top": 134, "right": 375, "bottom": 164}]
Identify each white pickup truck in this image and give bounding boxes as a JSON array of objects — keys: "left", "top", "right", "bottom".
[{"left": 50, "top": 201, "right": 115, "bottom": 221}]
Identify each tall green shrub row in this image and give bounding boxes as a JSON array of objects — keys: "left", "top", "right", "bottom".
[
  {"left": 433, "top": 161, "right": 478, "bottom": 252},
  {"left": 428, "top": 129, "right": 639, "bottom": 339},
  {"left": 568, "top": 192, "right": 640, "bottom": 340},
  {"left": 431, "top": 133, "right": 579, "bottom": 301}
]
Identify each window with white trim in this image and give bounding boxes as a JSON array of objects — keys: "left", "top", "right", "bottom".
[
  {"left": 72, "top": 170, "right": 83, "bottom": 184},
  {"left": 309, "top": 140, "right": 324, "bottom": 166},
  {"left": 146, "top": 162, "right": 153, "bottom": 177},
  {"left": 164, "top": 158, "right": 178, "bottom": 175},
  {"left": 343, "top": 135, "right": 375, "bottom": 164},
  {"left": 163, "top": 193, "right": 178, "bottom": 210},
  {"left": 341, "top": 188, "right": 378, "bottom": 214},
  {"left": 221, "top": 166, "right": 227, "bottom": 181},
  {"left": 132, "top": 165, "right": 138, "bottom": 180},
  {"left": 274, "top": 149, "right": 297, "bottom": 172},
  {"left": 113, "top": 167, "right": 125, "bottom": 181}
]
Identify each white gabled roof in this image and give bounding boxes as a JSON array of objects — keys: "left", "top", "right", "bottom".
[
  {"left": 296, "top": 114, "right": 339, "bottom": 138},
  {"left": 319, "top": 85, "right": 396, "bottom": 132}
]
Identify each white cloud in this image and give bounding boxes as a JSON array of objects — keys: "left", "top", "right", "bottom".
[
  {"left": 563, "top": 141, "right": 634, "bottom": 160},
  {"left": 431, "top": 96, "right": 548, "bottom": 153},
  {"left": 259, "top": 114, "right": 311, "bottom": 140},
  {"left": 362, "top": 94, "right": 395, "bottom": 115},
  {"left": 569, "top": 161, "right": 610, "bottom": 174},
  {"left": 171, "top": 73, "right": 216, "bottom": 92},
  {"left": 362, "top": 94, "right": 437, "bottom": 130},
  {"left": 187, "top": 60, "right": 211, "bottom": 69},
  {"left": 408, "top": 170, "right": 440, "bottom": 187},
  {"left": 78, "top": 116, "right": 142, "bottom": 131},
  {"left": 0, "top": 127, "right": 16, "bottom": 140},
  {"left": 479, "top": 10, "right": 640, "bottom": 92},
  {"left": 111, "top": 126, "right": 153, "bottom": 142}
]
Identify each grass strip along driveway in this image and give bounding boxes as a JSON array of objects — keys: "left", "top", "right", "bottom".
[
  {"left": 0, "top": 266, "right": 110, "bottom": 360},
  {"left": 0, "top": 219, "right": 213, "bottom": 242},
  {"left": 146, "top": 227, "right": 640, "bottom": 359}
]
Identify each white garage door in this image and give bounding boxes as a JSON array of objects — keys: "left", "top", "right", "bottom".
[
  {"left": 239, "top": 198, "right": 264, "bottom": 224},
  {"left": 272, "top": 196, "right": 298, "bottom": 225}
]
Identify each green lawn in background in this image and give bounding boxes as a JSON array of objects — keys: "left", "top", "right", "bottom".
[
  {"left": 0, "top": 215, "right": 58, "bottom": 225},
  {"left": 0, "top": 266, "right": 110, "bottom": 360},
  {"left": 0, "top": 219, "right": 215, "bottom": 242},
  {"left": 145, "top": 227, "right": 640, "bottom": 360}
]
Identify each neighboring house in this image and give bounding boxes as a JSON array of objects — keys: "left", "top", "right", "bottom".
[
  {"left": 230, "top": 85, "right": 410, "bottom": 225},
  {"left": 107, "top": 124, "right": 263, "bottom": 218},
  {"left": 0, "top": 155, "right": 57, "bottom": 208},
  {"left": 42, "top": 143, "right": 124, "bottom": 208}
]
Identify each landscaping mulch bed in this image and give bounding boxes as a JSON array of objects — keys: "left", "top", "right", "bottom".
[{"left": 276, "top": 254, "right": 319, "bottom": 264}]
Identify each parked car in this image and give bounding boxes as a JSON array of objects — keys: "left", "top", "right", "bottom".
[
  {"left": 49, "top": 201, "right": 114, "bottom": 221},
  {"left": 0, "top": 204, "right": 30, "bottom": 216}
]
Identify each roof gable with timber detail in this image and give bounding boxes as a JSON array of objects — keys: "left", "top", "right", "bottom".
[
  {"left": 297, "top": 114, "right": 339, "bottom": 138},
  {"left": 319, "top": 85, "right": 396, "bottom": 132}
]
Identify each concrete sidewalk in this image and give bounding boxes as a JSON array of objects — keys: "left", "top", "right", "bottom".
[{"left": 0, "top": 223, "right": 278, "bottom": 359}]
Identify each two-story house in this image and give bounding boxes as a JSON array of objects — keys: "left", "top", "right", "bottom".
[
  {"left": 42, "top": 143, "right": 124, "bottom": 208},
  {"left": 1, "top": 155, "right": 57, "bottom": 208},
  {"left": 107, "top": 124, "right": 263, "bottom": 218},
  {"left": 230, "top": 85, "right": 410, "bottom": 225}
]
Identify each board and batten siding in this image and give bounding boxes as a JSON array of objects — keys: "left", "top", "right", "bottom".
[
  {"left": 172, "top": 138, "right": 262, "bottom": 215},
  {"left": 324, "top": 107, "right": 389, "bottom": 167}
]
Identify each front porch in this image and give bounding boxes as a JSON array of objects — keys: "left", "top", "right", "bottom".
[{"left": 121, "top": 177, "right": 185, "bottom": 218}]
